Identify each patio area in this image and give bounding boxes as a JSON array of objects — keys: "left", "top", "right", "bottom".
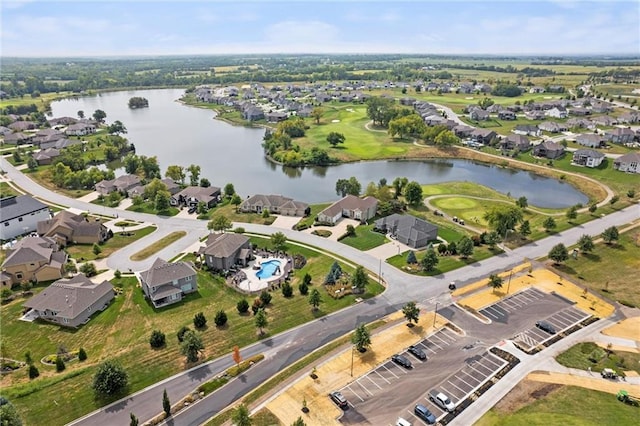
[{"left": 230, "top": 251, "right": 293, "bottom": 293}]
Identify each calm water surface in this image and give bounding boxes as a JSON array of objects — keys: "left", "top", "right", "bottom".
[{"left": 50, "top": 89, "right": 588, "bottom": 208}]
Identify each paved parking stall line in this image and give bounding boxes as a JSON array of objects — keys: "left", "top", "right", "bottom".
[
  {"left": 481, "top": 308, "right": 500, "bottom": 320},
  {"left": 424, "top": 338, "right": 443, "bottom": 351},
  {"left": 443, "top": 381, "right": 467, "bottom": 398},
  {"left": 373, "top": 369, "right": 391, "bottom": 384},
  {"left": 431, "top": 334, "right": 451, "bottom": 346},
  {"left": 382, "top": 364, "right": 399, "bottom": 379},
  {"left": 466, "top": 360, "right": 493, "bottom": 376},
  {"left": 439, "top": 328, "right": 459, "bottom": 341},
  {"left": 365, "top": 374, "right": 383, "bottom": 390},
  {"left": 458, "top": 369, "right": 482, "bottom": 385},
  {"left": 347, "top": 386, "right": 365, "bottom": 402},
  {"left": 418, "top": 341, "right": 438, "bottom": 354},
  {"left": 355, "top": 378, "right": 375, "bottom": 397}
]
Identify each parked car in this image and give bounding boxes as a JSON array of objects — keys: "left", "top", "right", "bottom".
[
  {"left": 187, "top": 205, "right": 197, "bottom": 214},
  {"left": 396, "top": 417, "right": 412, "bottom": 426},
  {"left": 459, "top": 219, "right": 465, "bottom": 226},
  {"left": 452, "top": 216, "right": 459, "bottom": 222},
  {"left": 535, "top": 320, "right": 556, "bottom": 334},
  {"left": 429, "top": 390, "right": 455, "bottom": 412},
  {"left": 391, "top": 354, "right": 412, "bottom": 369},
  {"left": 408, "top": 345, "right": 427, "bottom": 360},
  {"left": 330, "top": 391, "right": 348, "bottom": 408},
  {"left": 414, "top": 404, "right": 436, "bottom": 424}
]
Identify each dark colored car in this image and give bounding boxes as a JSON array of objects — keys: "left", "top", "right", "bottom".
[
  {"left": 414, "top": 404, "right": 437, "bottom": 424},
  {"left": 330, "top": 391, "right": 348, "bottom": 409},
  {"left": 391, "top": 354, "right": 412, "bottom": 369},
  {"left": 536, "top": 320, "right": 556, "bottom": 334},
  {"left": 408, "top": 345, "right": 427, "bottom": 361},
  {"left": 187, "top": 205, "right": 197, "bottom": 214}
]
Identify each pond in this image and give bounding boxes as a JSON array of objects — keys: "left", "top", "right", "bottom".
[{"left": 50, "top": 89, "right": 588, "bottom": 208}]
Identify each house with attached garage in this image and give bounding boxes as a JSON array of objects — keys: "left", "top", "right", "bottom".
[
  {"left": 239, "top": 194, "right": 310, "bottom": 216},
  {"left": 533, "top": 140, "right": 565, "bottom": 159},
  {"left": 374, "top": 214, "right": 438, "bottom": 249},
  {"left": 65, "top": 123, "right": 96, "bottom": 136},
  {"left": 95, "top": 174, "right": 142, "bottom": 196},
  {"left": 469, "top": 128, "right": 497, "bottom": 145},
  {"left": 0, "top": 195, "right": 51, "bottom": 241},
  {"left": 572, "top": 149, "right": 605, "bottom": 168},
  {"left": 501, "top": 134, "right": 531, "bottom": 151},
  {"left": 537, "top": 121, "right": 567, "bottom": 133},
  {"left": 513, "top": 124, "right": 541, "bottom": 137},
  {"left": 546, "top": 106, "right": 568, "bottom": 119},
  {"left": 37, "top": 210, "right": 110, "bottom": 246},
  {"left": 317, "top": 195, "right": 378, "bottom": 225},
  {"left": 198, "top": 233, "right": 252, "bottom": 271},
  {"left": 22, "top": 274, "right": 114, "bottom": 327},
  {"left": 497, "top": 110, "right": 516, "bottom": 120},
  {"left": 603, "top": 127, "right": 635, "bottom": 144},
  {"left": 613, "top": 152, "right": 640, "bottom": 174},
  {"left": 171, "top": 186, "right": 221, "bottom": 208},
  {"left": 33, "top": 148, "right": 60, "bottom": 165},
  {"left": 139, "top": 258, "right": 197, "bottom": 308},
  {"left": 1, "top": 236, "right": 67, "bottom": 286},
  {"left": 2, "top": 132, "right": 32, "bottom": 145},
  {"left": 468, "top": 107, "right": 490, "bottom": 121},
  {"left": 575, "top": 133, "right": 605, "bottom": 149}
]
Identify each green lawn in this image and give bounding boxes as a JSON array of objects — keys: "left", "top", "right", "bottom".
[
  {"left": 295, "top": 203, "right": 331, "bottom": 229},
  {"left": 129, "top": 231, "right": 186, "bottom": 261},
  {"left": 65, "top": 226, "right": 157, "bottom": 261},
  {"left": 1, "top": 238, "right": 384, "bottom": 426},
  {"left": 126, "top": 201, "right": 179, "bottom": 217},
  {"left": 476, "top": 385, "right": 639, "bottom": 426},
  {"left": 556, "top": 342, "right": 640, "bottom": 376},
  {"left": 387, "top": 246, "right": 500, "bottom": 276},
  {"left": 339, "top": 224, "right": 388, "bottom": 250},
  {"left": 0, "top": 182, "right": 20, "bottom": 198},
  {"left": 550, "top": 231, "right": 640, "bottom": 308}
]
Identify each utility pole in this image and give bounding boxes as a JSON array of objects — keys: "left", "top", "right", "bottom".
[
  {"left": 507, "top": 269, "right": 513, "bottom": 294},
  {"left": 433, "top": 302, "right": 439, "bottom": 327},
  {"left": 350, "top": 346, "right": 354, "bottom": 377}
]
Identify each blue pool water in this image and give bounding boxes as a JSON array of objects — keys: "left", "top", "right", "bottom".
[{"left": 256, "top": 260, "right": 282, "bottom": 279}]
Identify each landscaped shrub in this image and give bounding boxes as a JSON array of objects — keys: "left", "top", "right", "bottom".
[
  {"left": 236, "top": 299, "right": 249, "bottom": 314},
  {"left": 193, "top": 312, "right": 207, "bottom": 329},
  {"left": 214, "top": 310, "right": 228, "bottom": 327},
  {"left": 252, "top": 298, "right": 264, "bottom": 315},
  {"left": 298, "top": 281, "right": 309, "bottom": 296},
  {"left": 177, "top": 326, "right": 190, "bottom": 343},
  {"left": 150, "top": 330, "right": 166, "bottom": 348},
  {"left": 55, "top": 357, "right": 66, "bottom": 372},
  {"left": 28, "top": 364, "right": 39, "bottom": 379},
  {"left": 259, "top": 290, "right": 272, "bottom": 306},
  {"left": 78, "top": 347, "right": 87, "bottom": 361},
  {"left": 281, "top": 282, "right": 293, "bottom": 298}
]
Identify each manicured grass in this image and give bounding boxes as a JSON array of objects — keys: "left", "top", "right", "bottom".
[
  {"left": 387, "top": 246, "right": 500, "bottom": 276},
  {"left": 476, "top": 385, "right": 639, "bottom": 426},
  {"left": 550, "top": 231, "right": 640, "bottom": 308},
  {"left": 196, "top": 201, "right": 276, "bottom": 225},
  {"left": 421, "top": 181, "right": 512, "bottom": 201},
  {"left": 129, "top": 231, "right": 186, "bottom": 261},
  {"left": 295, "top": 203, "right": 331, "bottom": 229},
  {"left": 0, "top": 182, "right": 20, "bottom": 198},
  {"left": 556, "top": 342, "right": 640, "bottom": 376},
  {"left": 2, "top": 240, "right": 383, "bottom": 425},
  {"left": 0, "top": 92, "right": 73, "bottom": 112},
  {"left": 65, "top": 226, "right": 157, "bottom": 261},
  {"left": 126, "top": 201, "right": 179, "bottom": 217},
  {"left": 251, "top": 409, "right": 283, "bottom": 426},
  {"left": 339, "top": 224, "right": 388, "bottom": 251}
]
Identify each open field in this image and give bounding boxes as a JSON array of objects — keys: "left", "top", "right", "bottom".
[
  {"left": 130, "top": 230, "right": 186, "bottom": 261},
  {"left": 0, "top": 92, "right": 73, "bottom": 113},
  {"left": 64, "top": 226, "right": 157, "bottom": 261},
  {"left": 556, "top": 342, "right": 640, "bottom": 376},
  {"left": 339, "top": 223, "right": 388, "bottom": 250},
  {"left": 1, "top": 241, "right": 383, "bottom": 425},
  {"left": 475, "top": 382, "right": 640, "bottom": 426},
  {"left": 550, "top": 230, "right": 640, "bottom": 308}
]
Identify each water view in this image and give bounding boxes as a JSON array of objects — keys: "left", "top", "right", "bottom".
[{"left": 50, "top": 89, "right": 588, "bottom": 208}]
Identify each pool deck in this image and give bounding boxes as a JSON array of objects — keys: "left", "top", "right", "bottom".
[{"left": 235, "top": 255, "right": 290, "bottom": 293}]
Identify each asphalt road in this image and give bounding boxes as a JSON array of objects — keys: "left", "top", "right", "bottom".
[{"left": 1, "top": 157, "right": 638, "bottom": 426}]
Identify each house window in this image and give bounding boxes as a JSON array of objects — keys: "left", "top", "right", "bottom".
[
  {"left": 185, "top": 275, "right": 192, "bottom": 281},
  {"left": 172, "top": 279, "right": 178, "bottom": 285},
  {"left": 29, "top": 263, "right": 35, "bottom": 267},
  {"left": 3, "top": 222, "right": 8, "bottom": 227},
  {"left": 63, "top": 318, "right": 69, "bottom": 323},
  {"left": 16, "top": 273, "right": 23, "bottom": 280},
  {"left": 18, "top": 217, "right": 23, "bottom": 222}
]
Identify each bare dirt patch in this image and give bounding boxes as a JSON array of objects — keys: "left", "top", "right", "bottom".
[{"left": 493, "top": 379, "right": 562, "bottom": 414}]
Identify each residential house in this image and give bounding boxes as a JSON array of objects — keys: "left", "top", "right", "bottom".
[
  {"left": 501, "top": 134, "right": 531, "bottom": 151},
  {"left": 373, "top": 214, "right": 438, "bottom": 249},
  {"left": 265, "top": 112, "right": 288, "bottom": 123},
  {"left": 604, "top": 128, "right": 635, "bottom": 144},
  {"left": 171, "top": 186, "right": 221, "bottom": 208},
  {"left": 497, "top": 110, "right": 516, "bottom": 120},
  {"left": 239, "top": 194, "right": 310, "bottom": 216},
  {"left": 545, "top": 106, "right": 568, "bottom": 119},
  {"left": 399, "top": 97, "right": 417, "bottom": 106},
  {"left": 533, "top": 140, "right": 565, "bottom": 159},
  {"left": 575, "top": 134, "right": 605, "bottom": 149},
  {"left": 572, "top": 149, "right": 605, "bottom": 168},
  {"left": 139, "top": 258, "right": 197, "bottom": 308},
  {"left": 315, "top": 93, "right": 332, "bottom": 103},
  {"left": 591, "top": 115, "right": 617, "bottom": 127},
  {"left": 0, "top": 195, "right": 50, "bottom": 241},
  {"left": 65, "top": 123, "right": 96, "bottom": 136},
  {"left": 524, "top": 110, "right": 545, "bottom": 120},
  {"left": 469, "top": 108, "right": 490, "bottom": 121},
  {"left": 1, "top": 236, "right": 66, "bottom": 285},
  {"left": 537, "top": 121, "right": 567, "bottom": 133},
  {"left": 32, "top": 129, "right": 65, "bottom": 147},
  {"left": 129, "top": 178, "right": 181, "bottom": 199},
  {"left": 566, "top": 118, "right": 595, "bottom": 130},
  {"left": 199, "top": 233, "right": 252, "bottom": 271},
  {"left": 94, "top": 174, "right": 142, "bottom": 196},
  {"left": 317, "top": 195, "right": 378, "bottom": 225},
  {"left": 453, "top": 125, "right": 475, "bottom": 138},
  {"left": 617, "top": 112, "right": 640, "bottom": 124},
  {"left": 0, "top": 126, "right": 11, "bottom": 136},
  {"left": 470, "top": 128, "right": 497, "bottom": 145},
  {"left": 242, "top": 106, "right": 265, "bottom": 121},
  {"left": 570, "top": 107, "right": 591, "bottom": 116},
  {"left": 513, "top": 124, "right": 541, "bottom": 137},
  {"left": 529, "top": 86, "right": 545, "bottom": 93},
  {"left": 22, "top": 274, "right": 114, "bottom": 327},
  {"left": 8, "top": 121, "right": 37, "bottom": 132},
  {"left": 613, "top": 152, "right": 640, "bottom": 174},
  {"left": 33, "top": 148, "right": 60, "bottom": 165},
  {"left": 2, "top": 132, "right": 32, "bottom": 145},
  {"left": 48, "top": 117, "right": 77, "bottom": 127},
  {"left": 37, "top": 211, "right": 109, "bottom": 246}
]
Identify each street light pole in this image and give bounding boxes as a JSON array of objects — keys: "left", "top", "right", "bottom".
[
  {"left": 350, "top": 346, "right": 354, "bottom": 377},
  {"left": 507, "top": 270, "right": 513, "bottom": 294},
  {"left": 433, "top": 302, "right": 439, "bottom": 327}
]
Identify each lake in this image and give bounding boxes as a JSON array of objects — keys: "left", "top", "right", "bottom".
[{"left": 50, "top": 89, "right": 588, "bottom": 208}]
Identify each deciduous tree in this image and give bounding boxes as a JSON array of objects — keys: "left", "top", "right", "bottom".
[
  {"left": 352, "top": 323, "right": 372, "bottom": 352},
  {"left": 404, "top": 181, "right": 423, "bottom": 206},
  {"left": 326, "top": 132, "right": 346, "bottom": 147},
  {"left": 271, "top": 231, "right": 287, "bottom": 251},
  {"left": 93, "top": 360, "right": 128, "bottom": 396},
  {"left": 548, "top": 243, "right": 568, "bottom": 264},
  {"left": 402, "top": 301, "right": 420, "bottom": 325},
  {"left": 457, "top": 236, "right": 474, "bottom": 258},
  {"left": 543, "top": 216, "right": 557, "bottom": 232},
  {"left": 420, "top": 248, "right": 439, "bottom": 272},
  {"left": 602, "top": 226, "right": 619, "bottom": 244},
  {"left": 180, "top": 331, "right": 204, "bottom": 363},
  {"left": 577, "top": 234, "right": 594, "bottom": 253}
]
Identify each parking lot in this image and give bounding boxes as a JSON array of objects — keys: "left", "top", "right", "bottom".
[
  {"left": 400, "top": 351, "right": 507, "bottom": 425},
  {"left": 513, "top": 305, "right": 591, "bottom": 351},
  {"left": 479, "top": 287, "right": 548, "bottom": 323},
  {"left": 338, "top": 327, "right": 461, "bottom": 406}
]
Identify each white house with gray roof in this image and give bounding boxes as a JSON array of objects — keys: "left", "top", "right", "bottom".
[
  {"left": 613, "top": 152, "right": 640, "bottom": 174},
  {"left": 374, "top": 214, "right": 438, "bottom": 249},
  {"left": 139, "top": 258, "right": 197, "bottom": 308},
  {"left": 572, "top": 149, "right": 605, "bottom": 168},
  {"left": 23, "top": 274, "right": 114, "bottom": 327},
  {"left": 0, "top": 195, "right": 51, "bottom": 241},
  {"left": 240, "top": 194, "right": 309, "bottom": 216}
]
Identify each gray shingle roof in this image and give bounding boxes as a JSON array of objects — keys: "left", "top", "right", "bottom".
[
  {"left": 139, "top": 258, "right": 196, "bottom": 287},
  {"left": 320, "top": 195, "right": 378, "bottom": 218},
  {"left": 1, "top": 236, "right": 59, "bottom": 267},
  {"left": 0, "top": 195, "right": 48, "bottom": 222},
  {"left": 200, "top": 233, "right": 250, "bottom": 258}
]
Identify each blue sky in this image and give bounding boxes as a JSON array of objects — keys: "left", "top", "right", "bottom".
[{"left": 1, "top": 0, "right": 638, "bottom": 57}]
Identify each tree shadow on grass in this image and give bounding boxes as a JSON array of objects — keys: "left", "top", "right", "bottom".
[
  {"left": 554, "top": 264, "right": 578, "bottom": 276},
  {"left": 582, "top": 253, "right": 601, "bottom": 262}
]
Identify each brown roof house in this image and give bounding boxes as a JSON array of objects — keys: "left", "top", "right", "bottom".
[
  {"left": 23, "top": 274, "right": 114, "bottom": 328},
  {"left": 240, "top": 194, "right": 310, "bottom": 216},
  {"left": 139, "top": 258, "right": 197, "bottom": 308},
  {"left": 37, "top": 211, "right": 110, "bottom": 246},
  {"left": 1, "top": 236, "right": 67, "bottom": 286},
  {"left": 533, "top": 140, "right": 565, "bottom": 159},
  {"left": 65, "top": 123, "right": 96, "bottom": 136},
  {"left": 33, "top": 148, "right": 61, "bottom": 165},
  {"left": 613, "top": 152, "right": 640, "bottom": 174},
  {"left": 198, "top": 233, "right": 252, "bottom": 271},
  {"left": 501, "top": 134, "right": 531, "bottom": 151},
  {"left": 95, "top": 174, "right": 142, "bottom": 196},
  {"left": 317, "top": 195, "right": 378, "bottom": 225},
  {"left": 171, "top": 186, "right": 221, "bottom": 208}
]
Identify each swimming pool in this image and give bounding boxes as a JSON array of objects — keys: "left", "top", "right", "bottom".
[{"left": 256, "top": 260, "right": 282, "bottom": 279}]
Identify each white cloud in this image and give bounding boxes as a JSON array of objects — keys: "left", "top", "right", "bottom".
[{"left": 266, "top": 20, "right": 339, "bottom": 44}]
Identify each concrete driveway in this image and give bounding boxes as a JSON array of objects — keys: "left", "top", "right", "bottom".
[
  {"left": 270, "top": 215, "right": 301, "bottom": 230},
  {"left": 302, "top": 218, "right": 360, "bottom": 241},
  {"left": 366, "top": 239, "right": 413, "bottom": 260}
]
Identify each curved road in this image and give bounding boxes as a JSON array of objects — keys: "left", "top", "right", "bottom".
[{"left": 2, "top": 158, "right": 638, "bottom": 426}]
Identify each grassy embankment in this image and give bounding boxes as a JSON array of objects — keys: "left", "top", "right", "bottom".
[
  {"left": 1, "top": 238, "right": 384, "bottom": 425},
  {"left": 129, "top": 231, "right": 187, "bottom": 261},
  {"left": 556, "top": 342, "right": 640, "bottom": 376}
]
